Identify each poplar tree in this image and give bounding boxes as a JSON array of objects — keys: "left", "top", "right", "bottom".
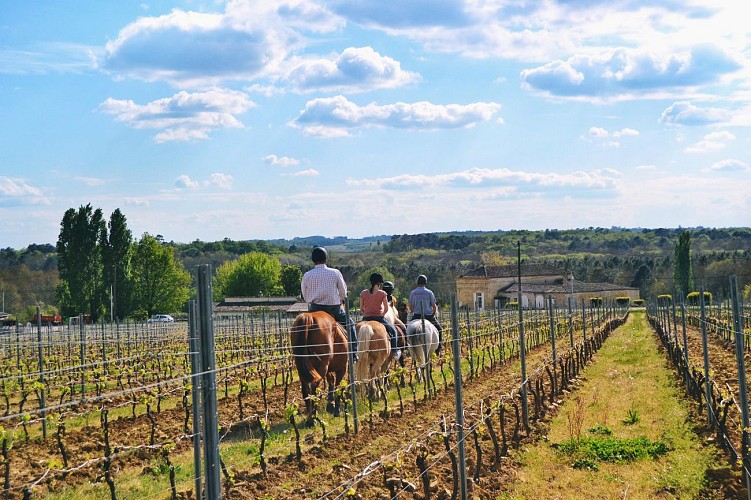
[
  {"left": 102, "top": 209, "right": 133, "bottom": 320},
  {"left": 673, "top": 230, "right": 693, "bottom": 296},
  {"left": 56, "top": 204, "right": 106, "bottom": 321}
]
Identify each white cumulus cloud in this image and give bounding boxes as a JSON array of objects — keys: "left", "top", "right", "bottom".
[
  {"left": 291, "top": 95, "right": 501, "bottom": 137},
  {"left": 709, "top": 159, "right": 749, "bottom": 172},
  {"left": 264, "top": 154, "right": 301, "bottom": 167},
  {"left": 99, "top": 89, "right": 255, "bottom": 142}
]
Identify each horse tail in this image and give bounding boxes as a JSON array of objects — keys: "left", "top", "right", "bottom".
[
  {"left": 291, "top": 313, "right": 322, "bottom": 384},
  {"left": 408, "top": 321, "right": 427, "bottom": 366}
]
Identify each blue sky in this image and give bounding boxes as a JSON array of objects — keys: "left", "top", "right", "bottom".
[{"left": 1, "top": 0, "right": 749, "bottom": 250}]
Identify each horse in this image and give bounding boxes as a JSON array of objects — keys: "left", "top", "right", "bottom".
[
  {"left": 290, "top": 311, "right": 349, "bottom": 424},
  {"left": 406, "top": 318, "right": 440, "bottom": 383},
  {"left": 385, "top": 302, "right": 408, "bottom": 368},
  {"left": 354, "top": 320, "right": 392, "bottom": 396}
]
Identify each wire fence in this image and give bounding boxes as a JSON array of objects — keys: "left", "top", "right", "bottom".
[
  {"left": 0, "top": 272, "right": 658, "bottom": 499},
  {"left": 647, "top": 275, "right": 750, "bottom": 499}
]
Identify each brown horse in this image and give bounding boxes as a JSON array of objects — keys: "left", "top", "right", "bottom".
[{"left": 290, "top": 311, "right": 349, "bottom": 423}]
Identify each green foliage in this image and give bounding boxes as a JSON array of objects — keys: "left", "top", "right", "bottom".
[
  {"left": 686, "top": 291, "right": 712, "bottom": 305},
  {"left": 556, "top": 435, "right": 670, "bottom": 464},
  {"left": 130, "top": 234, "right": 191, "bottom": 316},
  {"left": 657, "top": 294, "right": 672, "bottom": 305},
  {"left": 615, "top": 297, "right": 630, "bottom": 306},
  {"left": 56, "top": 204, "right": 107, "bottom": 321},
  {"left": 589, "top": 297, "right": 603, "bottom": 307},
  {"left": 622, "top": 408, "right": 640, "bottom": 425},
  {"left": 673, "top": 231, "right": 693, "bottom": 295},
  {"left": 213, "top": 252, "right": 282, "bottom": 300},
  {"left": 632, "top": 299, "right": 644, "bottom": 306},
  {"left": 102, "top": 209, "right": 133, "bottom": 320},
  {"left": 4, "top": 226, "right": 751, "bottom": 318},
  {"left": 280, "top": 265, "right": 302, "bottom": 297}
]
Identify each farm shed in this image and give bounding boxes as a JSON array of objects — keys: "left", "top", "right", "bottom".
[
  {"left": 456, "top": 265, "right": 640, "bottom": 310},
  {"left": 213, "top": 297, "right": 307, "bottom": 318}
]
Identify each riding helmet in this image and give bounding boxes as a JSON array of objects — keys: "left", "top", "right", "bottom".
[
  {"left": 417, "top": 274, "right": 427, "bottom": 285},
  {"left": 382, "top": 281, "right": 395, "bottom": 294},
  {"left": 311, "top": 246, "right": 328, "bottom": 263}
]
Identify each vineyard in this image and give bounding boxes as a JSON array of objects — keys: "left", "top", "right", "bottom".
[
  {"left": 0, "top": 277, "right": 748, "bottom": 498},
  {"left": 0, "top": 283, "right": 630, "bottom": 499}
]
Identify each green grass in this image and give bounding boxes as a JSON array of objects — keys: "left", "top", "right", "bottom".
[{"left": 504, "top": 311, "right": 721, "bottom": 499}]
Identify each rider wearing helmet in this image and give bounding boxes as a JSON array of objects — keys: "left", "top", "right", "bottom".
[
  {"left": 408, "top": 274, "right": 443, "bottom": 354},
  {"left": 301, "top": 247, "right": 358, "bottom": 358},
  {"left": 360, "top": 273, "right": 401, "bottom": 360},
  {"left": 382, "top": 280, "right": 395, "bottom": 303}
]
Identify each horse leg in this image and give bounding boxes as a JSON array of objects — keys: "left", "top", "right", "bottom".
[
  {"left": 325, "top": 372, "right": 338, "bottom": 415},
  {"left": 397, "top": 326, "right": 407, "bottom": 368},
  {"left": 301, "top": 380, "right": 316, "bottom": 427}
]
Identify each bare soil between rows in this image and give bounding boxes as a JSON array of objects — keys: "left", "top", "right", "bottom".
[{"left": 7, "top": 312, "right": 744, "bottom": 498}]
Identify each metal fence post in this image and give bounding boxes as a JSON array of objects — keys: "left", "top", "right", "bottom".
[
  {"left": 548, "top": 296, "right": 558, "bottom": 397},
  {"left": 79, "top": 315, "right": 86, "bottom": 402},
  {"left": 517, "top": 242, "right": 529, "bottom": 431},
  {"left": 345, "top": 297, "right": 358, "bottom": 435},
  {"left": 699, "top": 287, "right": 713, "bottom": 427},
  {"left": 680, "top": 300, "right": 690, "bottom": 386},
  {"left": 729, "top": 276, "right": 751, "bottom": 499},
  {"left": 450, "top": 295, "right": 468, "bottom": 500},
  {"left": 188, "top": 300, "right": 203, "bottom": 500},
  {"left": 35, "top": 306, "right": 47, "bottom": 439},
  {"left": 197, "top": 264, "right": 222, "bottom": 499}
]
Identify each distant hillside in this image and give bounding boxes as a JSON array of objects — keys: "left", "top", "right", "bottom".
[
  {"left": 265, "top": 235, "right": 390, "bottom": 252},
  {"left": 2, "top": 227, "right": 749, "bottom": 319}
]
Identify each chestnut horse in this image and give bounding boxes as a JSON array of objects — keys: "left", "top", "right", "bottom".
[
  {"left": 290, "top": 311, "right": 349, "bottom": 423},
  {"left": 354, "top": 320, "right": 392, "bottom": 395}
]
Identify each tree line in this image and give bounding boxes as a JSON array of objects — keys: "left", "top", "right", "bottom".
[{"left": 1, "top": 219, "right": 750, "bottom": 324}]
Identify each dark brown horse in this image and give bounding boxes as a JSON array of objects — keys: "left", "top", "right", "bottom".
[{"left": 290, "top": 311, "right": 349, "bottom": 423}]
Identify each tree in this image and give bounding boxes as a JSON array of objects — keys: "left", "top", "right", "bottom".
[
  {"left": 102, "top": 209, "right": 133, "bottom": 320},
  {"left": 130, "top": 234, "right": 191, "bottom": 318},
  {"left": 213, "top": 252, "right": 282, "bottom": 300},
  {"left": 280, "top": 265, "right": 302, "bottom": 297},
  {"left": 56, "top": 204, "right": 106, "bottom": 321},
  {"left": 673, "top": 230, "right": 693, "bottom": 296},
  {"left": 630, "top": 263, "right": 653, "bottom": 298}
]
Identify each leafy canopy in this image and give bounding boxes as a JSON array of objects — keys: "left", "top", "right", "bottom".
[{"left": 213, "top": 252, "right": 283, "bottom": 300}]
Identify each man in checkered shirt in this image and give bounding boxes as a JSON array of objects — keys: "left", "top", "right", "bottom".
[{"left": 302, "top": 247, "right": 358, "bottom": 357}]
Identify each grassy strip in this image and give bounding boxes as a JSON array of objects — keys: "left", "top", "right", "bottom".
[{"left": 503, "top": 310, "right": 720, "bottom": 499}]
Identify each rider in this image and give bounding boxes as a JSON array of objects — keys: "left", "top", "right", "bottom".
[
  {"left": 301, "top": 246, "right": 358, "bottom": 359},
  {"left": 360, "top": 273, "right": 401, "bottom": 360},
  {"left": 382, "top": 280, "right": 407, "bottom": 337},
  {"left": 408, "top": 274, "right": 443, "bottom": 354}
]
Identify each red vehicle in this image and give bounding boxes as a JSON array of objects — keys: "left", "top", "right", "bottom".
[{"left": 32, "top": 313, "right": 63, "bottom": 326}]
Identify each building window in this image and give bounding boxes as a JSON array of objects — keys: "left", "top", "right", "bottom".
[{"left": 475, "top": 292, "right": 484, "bottom": 311}]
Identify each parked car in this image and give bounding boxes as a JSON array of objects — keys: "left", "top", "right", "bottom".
[{"left": 147, "top": 314, "right": 175, "bottom": 324}]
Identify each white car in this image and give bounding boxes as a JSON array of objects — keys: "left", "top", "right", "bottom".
[{"left": 147, "top": 314, "right": 175, "bottom": 324}]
